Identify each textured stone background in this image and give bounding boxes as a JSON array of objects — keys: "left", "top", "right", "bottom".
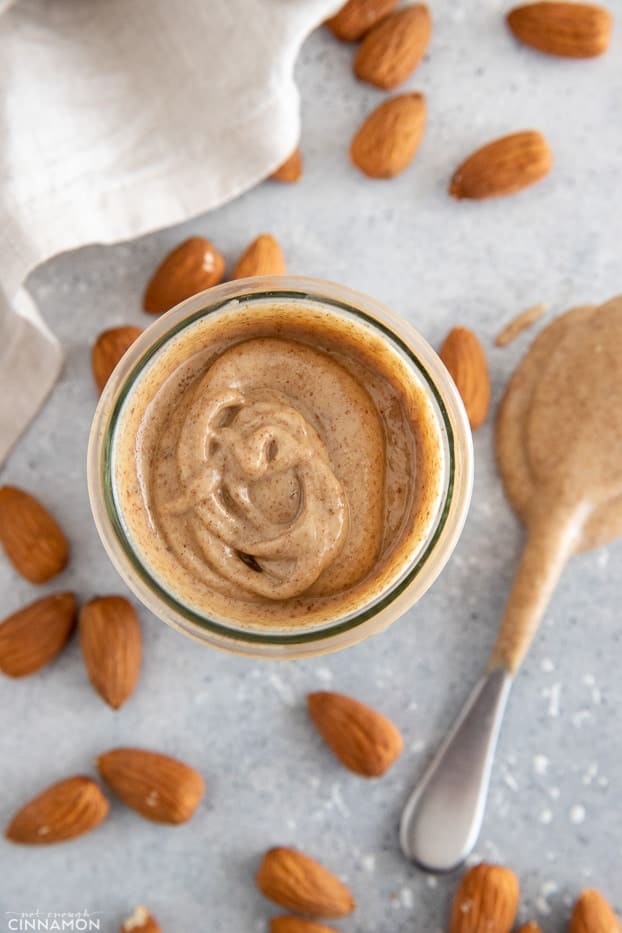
[{"left": 1, "top": 3, "right": 621, "bottom": 930}]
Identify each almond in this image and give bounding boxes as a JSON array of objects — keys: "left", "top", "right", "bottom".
[
  {"left": 143, "top": 236, "right": 226, "bottom": 313},
  {"left": 449, "top": 864, "right": 520, "bottom": 933},
  {"left": 92, "top": 325, "right": 143, "bottom": 395},
  {"left": 257, "top": 848, "right": 355, "bottom": 918},
  {"left": 5, "top": 776, "right": 109, "bottom": 845},
  {"left": 507, "top": 2, "right": 612, "bottom": 58},
  {"left": 517, "top": 924, "right": 543, "bottom": 933},
  {"left": 439, "top": 326, "right": 490, "bottom": 430},
  {"left": 0, "top": 593, "right": 76, "bottom": 678},
  {"left": 354, "top": 4, "right": 432, "bottom": 90},
  {"left": 449, "top": 130, "right": 552, "bottom": 200},
  {"left": 0, "top": 485, "right": 69, "bottom": 583},
  {"left": 79, "top": 596, "right": 142, "bottom": 710},
  {"left": 271, "top": 919, "right": 340, "bottom": 933},
  {"left": 120, "top": 906, "right": 161, "bottom": 933},
  {"left": 307, "top": 691, "right": 403, "bottom": 777},
  {"left": 351, "top": 93, "right": 426, "bottom": 178},
  {"left": 231, "top": 234, "right": 287, "bottom": 279},
  {"left": 325, "top": 0, "right": 399, "bottom": 41},
  {"left": 97, "top": 748, "right": 205, "bottom": 824},
  {"left": 271, "top": 148, "right": 303, "bottom": 183},
  {"left": 570, "top": 889, "right": 622, "bottom": 933}
]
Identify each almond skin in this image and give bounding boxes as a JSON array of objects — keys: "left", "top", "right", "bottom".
[
  {"left": 92, "top": 325, "right": 143, "bottom": 395},
  {"left": 516, "top": 924, "right": 543, "bottom": 933},
  {"left": 97, "top": 748, "right": 205, "bottom": 824},
  {"left": 449, "top": 130, "right": 552, "bottom": 200},
  {"left": 325, "top": 0, "right": 399, "bottom": 41},
  {"left": 231, "top": 234, "right": 287, "bottom": 279},
  {"left": 439, "top": 326, "right": 490, "bottom": 430},
  {"left": 449, "top": 864, "right": 520, "bottom": 933},
  {"left": 120, "top": 906, "right": 161, "bottom": 933},
  {"left": 308, "top": 691, "right": 403, "bottom": 777},
  {"left": 351, "top": 93, "right": 426, "bottom": 178},
  {"left": 271, "top": 148, "right": 303, "bottom": 183},
  {"left": 354, "top": 5, "right": 432, "bottom": 90},
  {"left": 271, "top": 919, "right": 340, "bottom": 933},
  {"left": 570, "top": 889, "right": 622, "bottom": 933},
  {"left": 79, "top": 596, "right": 142, "bottom": 710},
  {"left": 507, "top": 2, "right": 612, "bottom": 58},
  {"left": 257, "top": 848, "right": 355, "bottom": 918},
  {"left": 5, "top": 776, "right": 109, "bottom": 845},
  {"left": 143, "top": 236, "right": 226, "bottom": 313},
  {"left": 0, "top": 592, "right": 76, "bottom": 678},
  {"left": 0, "top": 486, "right": 69, "bottom": 583}
]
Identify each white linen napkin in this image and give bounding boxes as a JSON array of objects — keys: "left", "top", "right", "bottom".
[{"left": 0, "top": 0, "right": 339, "bottom": 463}]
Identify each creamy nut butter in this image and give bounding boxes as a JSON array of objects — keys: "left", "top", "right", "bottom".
[
  {"left": 112, "top": 298, "right": 444, "bottom": 630},
  {"left": 491, "top": 296, "right": 622, "bottom": 671}
]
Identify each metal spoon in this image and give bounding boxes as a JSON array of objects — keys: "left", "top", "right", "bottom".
[{"left": 400, "top": 300, "right": 622, "bottom": 872}]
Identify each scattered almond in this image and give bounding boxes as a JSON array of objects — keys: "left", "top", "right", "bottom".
[
  {"left": 570, "top": 889, "right": 622, "bottom": 933},
  {"left": 495, "top": 302, "right": 548, "bottom": 347},
  {"left": 351, "top": 93, "right": 426, "bottom": 178},
  {"left": 507, "top": 2, "right": 612, "bottom": 58},
  {"left": 307, "top": 691, "right": 403, "bottom": 777},
  {"left": 0, "top": 485, "right": 69, "bottom": 584},
  {"left": 271, "top": 919, "right": 340, "bottom": 933},
  {"left": 231, "top": 233, "right": 287, "bottom": 279},
  {"left": 325, "top": 0, "right": 399, "bottom": 41},
  {"left": 449, "top": 864, "right": 520, "bottom": 933},
  {"left": 79, "top": 596, "right": 142, "bottom": 710},
  {"left": 5, "top": 776, "right": 109, "bottom": 845},
  {"left": 449, "top": 130, "right": 552, "bottom": 200},
  {"left": 92, "top": 325, "right": 143, "bottom": 395},
  {"left": 354, "top": 4, "right": 432, "bottom": 90},
  {"left": 439, "top": 326, "right": 490, "bottom": 430},
  {"left": 0, "top": 593, "right": 76, "bottom": 678},
  {"left": 271, "top": 148, "right": 303, "bottom": 183},
  {"left": 256, "top": 847, "right": 355, "bottom": 918},
  {"left": 143, "top": 236, "right": 226, "bottom": 314},
  {"left": 97, "top": 748, "right": 205, "bottom": 824},
  {"left": 120, "top": 906, "right": 161, "bottom": 933},
  {"left": 516, "top": 924, "right": 543, "bottom": 933}
]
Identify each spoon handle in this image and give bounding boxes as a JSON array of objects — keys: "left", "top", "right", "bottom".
[{"left": 400, "top": 666, "right": 512, "bottom": 872}]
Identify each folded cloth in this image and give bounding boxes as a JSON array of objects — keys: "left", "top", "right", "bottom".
[{"left": 0, "top": 0, "right": 338, "bottom": 463}]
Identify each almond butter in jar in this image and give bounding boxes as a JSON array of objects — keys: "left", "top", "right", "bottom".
[{"left": 88, "top": 277, "right": 473, "bottom": 658}]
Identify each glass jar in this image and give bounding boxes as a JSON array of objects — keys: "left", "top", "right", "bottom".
[{"left": 87, "top": 276, "right": 473, "bottom": 658}]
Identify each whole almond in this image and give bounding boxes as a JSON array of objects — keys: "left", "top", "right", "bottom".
[
  {"left": 0, "top": 593, "right": 76, "bottom": 678},
  {"left": 97, "top": 748, "right": 205, "bottom": 824},
  {"left": 325, "top": 0, "right": 399, "bottom": 41},
  {"left": 450, "top": 864, "right": 520, "bottom": 933},
  {"left": 570, "top": 889, "right": 622, "bottom": 933},
  {"left": 351, "top": 93, "right": 426, "bottom": 178},
  {"left": 120, "top": 906, "right": 161, "bottom": 933},
  {"left": 143, "top": 236, "right": 226, "bottom": 313},
  {"left": 439, "top": 326, "right": 490, "bottom": 430},
  {"left": 354, "top": 5, "right": 432, "bottom": 90},
  {"left": 507, "top": 2, "right": 612, "bottom": 58},
  {"left": 307, "top": 691, "right": 403, "bottom": 777},
  {"left": 231, "top": 234, "right": 287, "bottom": 279},
  {"left": 92, "top": 325, "right": 143, "bottom": 395},
  {"left": 79, "top": 596, "right": 142, "bottom": 710},
  {"left": 271, "top": 919, "right": 340, "bottom": 933},
  {"left": 0, "top": 485, "right": 69, "bottom": 584},
  {"left": 5, "top": 776, "right": 109, "bottom": 845},
  {"left": 271, "top": 148, "right": 303, "bottom": 183},
  {"left": 257, "top": 847, "right": 355, "bottom": 918},
  {"left": 449, "top": 130, "right": 552, "bottom": 200}
]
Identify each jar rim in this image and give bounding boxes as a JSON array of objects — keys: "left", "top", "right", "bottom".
[{"left": 88, "top": 276, "right": 473, "bottom": 658}]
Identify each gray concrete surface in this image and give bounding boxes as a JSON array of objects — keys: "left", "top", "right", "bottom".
[{"left": 1, "top": 5, "right": 621, "bottom": 930}]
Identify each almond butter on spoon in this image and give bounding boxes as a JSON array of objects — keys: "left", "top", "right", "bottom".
[{"left": 401, "top": 297, "right": 622, "bottom": 872}]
